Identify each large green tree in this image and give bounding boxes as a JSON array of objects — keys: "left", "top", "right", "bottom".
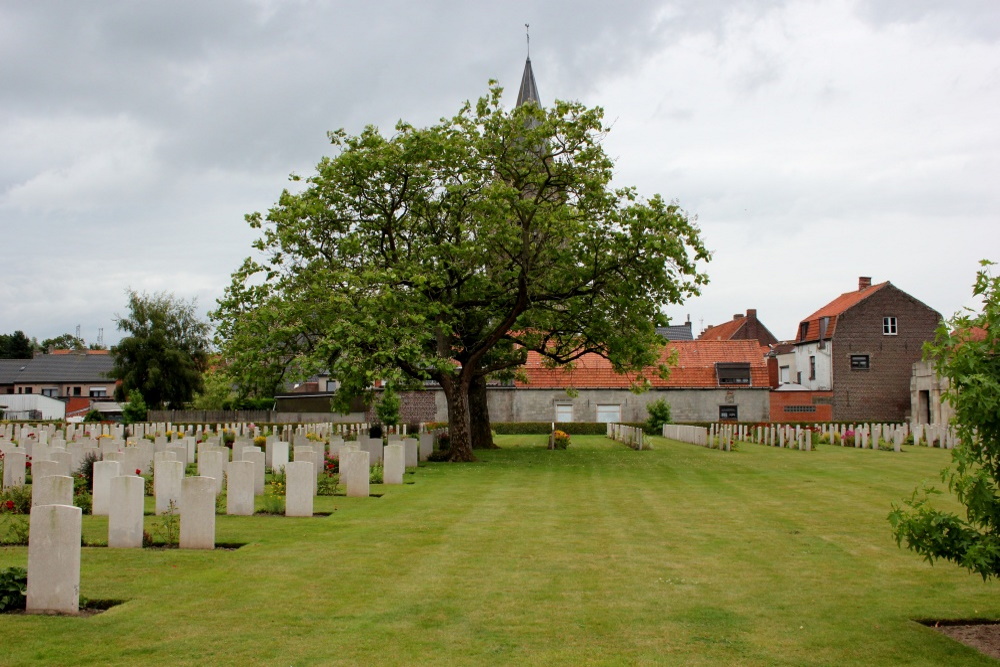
[
  {"left": 214, "top": 83, "right": 708, "bottom": 461},
  {"left": 0, "top": 331, "right": 35, "bottom": 359},
  {"left": 110, "top": 290, "right": 211, "bottom": 409},
  {"left": 889, "top": 260, "right": 1000, "bottom": 579}
]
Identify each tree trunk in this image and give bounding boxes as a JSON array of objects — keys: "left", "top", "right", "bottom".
[
  {"left": 469, "top": 375, "right": 497, "bottom": 449},
  {"left": 443, "top": 377, "right": 476, "bottom": 462}
]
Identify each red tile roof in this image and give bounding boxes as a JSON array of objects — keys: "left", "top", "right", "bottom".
[
  {"left": 517, "top": 340, "right": 769, "bottom": 389},
  {"left": 796, "top": 282, "right": 888, "bottom": 343},
  {"left": 699, "top": 317, "right": 746, "bottom": 341}
]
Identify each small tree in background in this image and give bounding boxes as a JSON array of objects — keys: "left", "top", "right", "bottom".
[
  {"left": 889, "top": 260, "right": 1000, "bottom": 579},
  {"left": 375, "top": 385, "right": 401, "bottom": 429},
  {"left": 110, "top": 290, "right": 211, "bottom": 409},
  {"left": 121, "top": 389, "right": 148, "bottom": 425},
  {"left": 645, "top": 398, "right": 672, "bottom": 434}
]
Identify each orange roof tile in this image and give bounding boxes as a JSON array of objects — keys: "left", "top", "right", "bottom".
[
  {"left": 796, "top": 282, "right": 888, "bottom": 343},
  {"left": 699, "top": 317, "right": 746, "bottom": 341},
  {"left": 517, "top": 340, "right": 769, "bottom": 389}
]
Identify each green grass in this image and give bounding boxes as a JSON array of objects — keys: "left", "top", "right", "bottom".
[{"left": 2, "top": 435, "right": 998, "bottom": 665}]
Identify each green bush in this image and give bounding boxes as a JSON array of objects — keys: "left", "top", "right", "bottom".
[
  {"left": 645, "top": 399, "right": 672, "bottom": 434},
  {"left": 74, "top": 492, "right": 93, "bottom": 515},
  {"left": 0, "top": 566, "right": 27, "bottom": 612},
  {"left": 369, "top": 464, "right": 384, "bottom": 484}
]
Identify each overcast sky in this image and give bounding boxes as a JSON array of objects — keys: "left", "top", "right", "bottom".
[{"left": 1, "top": 0, "right": 996, "bottom": 348}]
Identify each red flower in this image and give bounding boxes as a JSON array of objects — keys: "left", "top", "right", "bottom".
[
  {"left": 4, "top": 500, "right": 13, "bottom": 511},
  {"left": 135, "top": 469, "right": 142, "bottom": 476},
  {"left": 25, "top": 461, "right": 31, "bottom": 468}
]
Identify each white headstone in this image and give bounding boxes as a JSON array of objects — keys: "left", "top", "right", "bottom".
[
  {"left": 198, "top": 450, "right": 226, "bottom": 495},
  {"left": 154, "top": 459, "right": 184, "bottom": 515},
  {"left": 226, "top": 461, "right": 255, "bottom": 516},
  {"left": 384, "top": 444, "right": 405, "bottom": 485},
  {"left": 32, "top": 475, "right": 74, "bottom": 507},
  {"left": 285, "top": 461, "right": 314, "bottom": 517},
  {"left": 244, "top": 450, "right": 266, "bottom": 496},
  {"left": 342, "top": 450, "right": 370, "bottom": 498},
  {"left": 180, "top": 476, "right": 216, "bottom": 549},
  {"left": 271, "top": 441, "right": 289, "bottom": 474},
  {"left": 109, "top": 475, "right": 145, "bottom": 548},
  {"left": 92, "top": 460, "right": 121, "bottom": 516},
  {"left": 27, "top": 504, "right": 81, "bottom": 614}
]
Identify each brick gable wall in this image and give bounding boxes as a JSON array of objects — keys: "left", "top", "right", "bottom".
[{"left": 830, "top": 285, "right": 940, "bottom": 421}]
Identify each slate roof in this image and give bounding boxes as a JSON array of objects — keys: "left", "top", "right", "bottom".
[
  {"left": 516, "top": 57, "right": 541, "bottom": 107},
  {"left": 796, "top": 282, "right": 889, "bottom": 343},
  {"left": 517, "top": 340, "right": 769, "bottom": 389},
  {"left": 0, "top": 354, "right": 115, "bottom": 384},
  {"left": 0, "top": 359, "right": 29, "bottom": 385},
  {"left": 656, "top": 323, "right": 694, "bottom": 341}
]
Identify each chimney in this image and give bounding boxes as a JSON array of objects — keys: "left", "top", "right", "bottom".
[
  {"left": 733, "top": 314, "right": 742, "bottom": 320},
  {"left": 859, "top": 276, "right": 872, "bottom": 291},
  {"left": 747, "top": 309, "right": 757, "bottom": 319}
]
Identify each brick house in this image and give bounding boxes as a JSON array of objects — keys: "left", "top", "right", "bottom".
[
  {"left": 486, "top": 340, "right": 771, "bottom": 423},
  {"left": 792, "top": 277, "right": 941, "bottom": 422},
  {"left": 699, "top": 309, "right": 779, "bottom": 348}
]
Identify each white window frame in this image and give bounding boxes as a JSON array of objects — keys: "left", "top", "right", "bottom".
[
  {"left": 596, "top": 404, "right": 621, "bottom": 423},
  {"left": 89, "top": 386, "right": 108, "bottom": 398},
  {"left": 883, "top": 316, "right": 897, "bottom": 335},
  {"left": 554, "top": 403, "right": 574, "bottom": 423}
]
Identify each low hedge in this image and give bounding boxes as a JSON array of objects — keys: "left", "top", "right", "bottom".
[{"left": 491, "top": 422, "right": 651, "bottom": 436}]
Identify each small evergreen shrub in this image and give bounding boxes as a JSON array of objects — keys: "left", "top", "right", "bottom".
[{"left": 645, "top": 399, "right": 672, "bottom": 434}]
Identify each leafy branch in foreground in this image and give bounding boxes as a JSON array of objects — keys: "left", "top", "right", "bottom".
[{"left": 889, "top": 260, "right": 1000, "bottom": 579}]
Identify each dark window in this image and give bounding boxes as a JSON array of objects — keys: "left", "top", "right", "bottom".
[
  {"left": 799, "top": 322, "right": 809, "bottom": 340},
  {"left": 23, "top": 387, "right": 32, "bottom": 394},
  {"left": 784, "top": 405, "right": 817, "bottom": 413},
  {"left": 850, "top": 354, "right": 870, "bottom": 370},
  {"left": 716, "top": 362, "right": 751, "bottom": 385},
  {"left": 41, "top": 388, "right": 58, "bottom": 398},
  {"left": 883, "top": 317, "right": 897, "bottom": 335},
  {"left": 719, "top": 405, "right": 738, "bottom": 420},
  {"left": 89, "top": 387, "right": 108, "bottom": 398},
  {"left": 73, "top": 386, "right": 82, "bottom": 396},
  {"left": 809, "top": 356, "right": 816, "bottom": 380}
]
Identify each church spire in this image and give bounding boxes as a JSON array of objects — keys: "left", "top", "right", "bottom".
[{"left": 516, "top": 24, "right": 540, "bottom": 107}]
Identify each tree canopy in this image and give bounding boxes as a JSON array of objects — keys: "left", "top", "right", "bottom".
[
  {"left": 41, "top": 333, "right": 86, "bottom": 351},
  {"left": 214, "top": 83, "right": 708, "bottom": 460},
  {"left": 0, "top": 331, "right": 35, "bottom": 359},
  {"left": 110, "top": 290, "right": 211, "bottom": 409},
  {"left": 890, "top": 260, "right": 1000, "bottom": 579}
]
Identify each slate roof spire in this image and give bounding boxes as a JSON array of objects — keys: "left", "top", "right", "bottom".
[{"left": 516, "top": 24, "right": 540, "bottom": 107}]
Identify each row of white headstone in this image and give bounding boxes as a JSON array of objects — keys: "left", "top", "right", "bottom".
[
  {"left": 606, "top": 423, "right": 645, "bottom": 450},
  {"left": 14, "top": 428, "right": 438, "bottom": 614},
  {"left": 658, "top": 421, "right": 962, "bottom": 453}
]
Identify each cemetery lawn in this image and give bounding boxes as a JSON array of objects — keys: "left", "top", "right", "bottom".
[{"left": 3, "top": 436, "right": 999, "bottom": 666}]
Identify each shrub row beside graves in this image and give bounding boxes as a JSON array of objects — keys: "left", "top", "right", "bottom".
[{"left": 491, "top": 422, "right": 640, "bottom": 436}]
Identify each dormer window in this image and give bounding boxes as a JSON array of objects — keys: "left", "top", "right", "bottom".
[
  {"left": 883, "top": 317, "right": 897, "bottom": 335},
  {"left": 799, "top": 322, "right": 809, "bottom": 341},
  {"left": 716, "top": 362, "right": 751, "bottom": 385}
]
